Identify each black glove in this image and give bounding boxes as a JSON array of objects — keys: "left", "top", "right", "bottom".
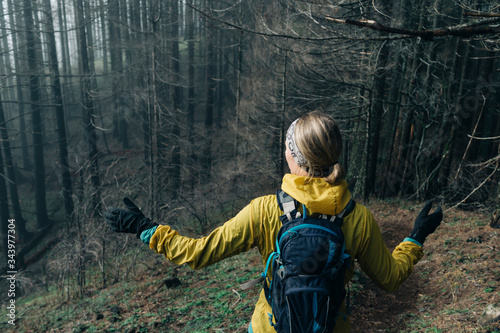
[
  {"left": 104, "top": 197, "right": 158, "bottom": 238},
  {"left": 409, "top": 201, "right": 443, "bottom": 245}
]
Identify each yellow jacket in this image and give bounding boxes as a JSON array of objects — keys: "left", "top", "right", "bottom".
[{"left": 150, "top": 174, "right": 423, "bottom": 332}]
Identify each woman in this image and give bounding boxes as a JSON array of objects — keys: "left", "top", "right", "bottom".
[{"left": 104, "top": 111, "right": 442, "bottom": 332}]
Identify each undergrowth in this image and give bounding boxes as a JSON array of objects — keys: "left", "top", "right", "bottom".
[{"left": 1, "top": 201, "right": 499, "bottom": 332}]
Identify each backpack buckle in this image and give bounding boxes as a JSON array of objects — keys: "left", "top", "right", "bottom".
[
  {"left": 274, "top": 256, "right": 285, "bottom": 279},
  {"left": 276, "top": 266, "right": 285, "bottom": 279}
]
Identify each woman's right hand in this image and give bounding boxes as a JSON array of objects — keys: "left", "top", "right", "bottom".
[{"left": 104, "top": 197, "right": 157, "bottom": 238}]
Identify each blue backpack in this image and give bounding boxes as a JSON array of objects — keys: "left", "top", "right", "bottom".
[{"left": 263, "top": 190, "right": 354, "bottom": 333}]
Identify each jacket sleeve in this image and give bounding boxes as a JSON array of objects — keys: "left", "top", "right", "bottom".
[
  {"left": 355, "top": 207, "right": 423, "bottom": 292},
  {"left": 148, "top": 198, "right": 266, "bottom": 270}
]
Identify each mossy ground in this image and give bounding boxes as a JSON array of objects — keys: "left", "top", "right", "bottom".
[{"left": 1, "top": 200, "right": 499, "bottom": 332}]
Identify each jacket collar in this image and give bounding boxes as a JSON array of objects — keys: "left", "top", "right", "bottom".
[{"left": 281, "top": 173, "right": 351, "bottom": 216}]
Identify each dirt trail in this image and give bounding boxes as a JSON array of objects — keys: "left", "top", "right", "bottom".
[{"left": 351, "top": 202, "right": 426, "bottom": 333}]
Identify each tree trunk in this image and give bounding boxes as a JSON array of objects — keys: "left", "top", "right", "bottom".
[
  {"left": 141, "top": 0, "right": 151, "bottom": 165},
  {"left": 23, "top": 0, "right": 51, "bottom": 228},
  {"left": 278, "top": 48, "right": 289, "bottom": 179},
  {"left": 153, "top": 1, "right": 169, "bottom": 202},
  {"left": 0, "top": 113, "right": 10, "bottom": 261},
  {"left": 98, "top": 0, "right": 109, "bottom": 74},
  {"left": 0, "top": 2, "right": 14, "bottom": 112},
  {"left": 394, "top": 39, "right": 426, "bottom": 198},
  {"left": 108, "top": 0, "right": 127, "bottom": 147},
  {"left": 462, "top": 50, "right": 496, "bottom": 162},
  {"left": 43, "top": 0, "right": 74, "bottom": 222},
  {"left": 56, "top": 0, "right": 69, "bottom": 99},
  {"left": 233, "top": 1, "right": 244, "bottom": 176},
  {"left": 202, "top": 18, "right": 215, "bottom": 181},
  {"left": 8, "top": 0, "right": 32, "bottom": 171},
  {"left": 1, "top": 0, "right": 28, "bottom": 239},
  {"left": 352, "top": 85, "right": 370, "bottom": 199},
  {"left": 170, "top": 0, "right": 182, "bottom": 197},
  {"left": 477, "top": 55, "right": 499, "bottom": 160},
  {"left": 149, "top": 0, "right": 161, "bottom": 218},
  {"left": 216, "top": 28, "right": 223, "bottom": 129},
  {"left": 0, "top": 91, "right": 29, "bottom": 241},
  {"left": 118, "top": 0, "right": 130, "bottom": 149},
  {"left": 438, "top": 39, "right": 471, "bottom": 191},
  {"left": 364, "top": 41, "right": 389, "bottom": 200},
  {"left": 57, "top": 0, "right": 75, "bottom": 108},
  {"left": 380, "top": 52, "right": 407, "bottom": 198},
  {"left": 186, "top": 0, "right": 197, "bottom": 189},
  {"left": 75, "top": 0, "right": 101, "bottom": 215}
]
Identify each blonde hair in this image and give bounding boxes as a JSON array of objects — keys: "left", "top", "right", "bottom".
[{"left": 294, "top": 111, "right": 345, "bottom": 185}]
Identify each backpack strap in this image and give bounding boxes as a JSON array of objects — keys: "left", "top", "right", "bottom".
[
  {"left": 276, "top": 190, "right": 301, "bottom": 222},
  {"left": 339, "top": 199, "right": 356, "bottom": 218},
  {"left": 320, "top": 199, "right": 356, "bottom": 222},
  {"left": 241, "top": 195, "right": 356, "bottom": 292},
  {"left": 278, "top": 189, "right": 356, "bottom": 223}
]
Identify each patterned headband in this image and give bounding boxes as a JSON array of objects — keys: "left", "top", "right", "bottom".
[
  {"left": 286, "top": 119, "right": 308, "bottom": 168},
  {"left": 286, "top": 118, "right": 337, "bottom": 177}
]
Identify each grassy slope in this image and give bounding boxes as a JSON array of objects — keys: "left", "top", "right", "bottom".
[{"left": 1, "top": 201, "right": 499, "bottom": 333}]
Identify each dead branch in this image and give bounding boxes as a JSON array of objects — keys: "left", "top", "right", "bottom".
[
  {"left": 467, "top": 134, "right": 500, "bottom": 140},
  {"left": 445, "top": 163, "right": 499, "bottom": 213},
  {"left": 465, "top": 12, "right": 500, "bottom": 18},
  {"left": 455, "top": 93, "right": 486, "bottom": 180},
  {"left": 323, "top": 16, "right": 500, "bottom": 40},
  {"left": 467, "top": 155, "right": 500, "bottom": 169}
]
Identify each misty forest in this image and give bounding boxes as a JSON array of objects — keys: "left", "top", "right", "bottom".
[{"left": 0, "top": 0, "right": 499, "bottom": 332}]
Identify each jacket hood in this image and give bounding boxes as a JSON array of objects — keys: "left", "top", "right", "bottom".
[{"left": 281, "top": 173, "right": 351, "bottom": 216}]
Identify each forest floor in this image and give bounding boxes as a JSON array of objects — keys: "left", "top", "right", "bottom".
[{"left": 1, "top": 200, "right": 499, "bottom": 333}]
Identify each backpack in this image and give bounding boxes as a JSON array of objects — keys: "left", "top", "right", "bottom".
[{"left": 263, "top": 190, "right": 355, "bottom": 333}]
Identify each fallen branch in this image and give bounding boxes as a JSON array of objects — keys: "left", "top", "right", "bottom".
[
  {"left": 230, "top": 288, "right": 242, "bottom": 309},
  {"left": 323, "top": 16, "right": 500, "bottom": 40}
]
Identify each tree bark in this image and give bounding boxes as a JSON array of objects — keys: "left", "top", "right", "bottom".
[
  {"left": 278, "top": 49, "right": 289, "bottom": 179},
  {"left": 0, "top": 111, "right": 10, "bottom": 260},
  {"left": 140, "top": 0, "right": 151, "bottom": 165},
  {"left": 363, "top": 0, "right": 391, "bottom": 200},
  {"left": 108, "top": 0, "right": 127, "bottom": 147},
  {"left": 0, "top": 2, "right": 15, "bottom": 114},
  {"left": 202, "top": 17, "right": 215, "bottom": 181},
  {"left": 364, "top": 41, "right": 388, "bottom": 200},
  {"left": 438, "top": 39, "right": 471, "bottom": 191},
  {"left": 43, "top": 0, "right": 74, "bottom": 222},
  {"left": 0, "top": 91, "right": 29, "bottom": 240},
  {"left": 118, "top": 0, "right": 130, "bottom": 149},
  {"left": 170, "top": 0, "right": 182, "bottom": 197},
  {"left": 98, "top": 0, "right": 109, "bottom": 74},
  {"left": 186, "top": 0, "right": 197, "bottom": 189},
  {"left": 23, "top": 0, "right": 51, "bottom": 228},
  {"left": 75, "top": 0, "right": 101, "bottom": 215},
  {"left": 380, "top": 52, "right": 407, "bottom": 198},
  {"left": 8, "top": 0, "right": 32, "bottom": 170}
]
